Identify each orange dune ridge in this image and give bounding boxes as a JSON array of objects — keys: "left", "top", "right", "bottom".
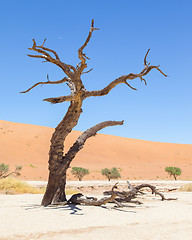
[{"left": 0, "top": 120, "right": 191, "bottom": 181}]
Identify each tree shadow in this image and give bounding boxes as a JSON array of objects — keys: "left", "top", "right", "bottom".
[
  {"left": 100, "top": 205, "right": 137, "bottom": 213},
  {"left": 46, "top": 204, "right": 84, "bottom": 215},
  {"left": 24, "top": 203, "right": 84, "bottom": 215},
  {"left": 24, "top": 202, "right": 141, "bottom": 214},
  {"left": 23, "top": 204, "right": 42, "bottom": 210}
]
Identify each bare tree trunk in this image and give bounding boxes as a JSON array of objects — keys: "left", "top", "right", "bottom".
[
  {"left": 42, "top": 101, "right": 82, "bottom": 206},
  {"left": 52, "top": 173, "right": 67, "bottom": 203},
  {"left": 42, "top": 120, "right": 124, "bottom": 206},
  {"left": 41, "top": 172, "right": 60, "bottom": 206}
]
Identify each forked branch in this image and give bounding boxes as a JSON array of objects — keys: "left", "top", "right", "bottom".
[
  {"left": 77, "top": 19, "right": 99, "bottom": 73},
  {"left": 104, "top": 181, "right": 177, "bottom": 203},
  {"left": 28, "top": 39, "right": 74, "bottom": 78},
  {"left": 43, "top": 79, "right": 77, "bottom": 103},
  {"left": 84, "top": 49, "right": 167, "bottom": 98},
  {"left": 134, "top": 184, "right": 177, "bottom": 201},
  {"left": 58, "top": 181, "right": 177, "bottom": 207},
  {"left": 20, "top": 77, "right": 69, "bottom": 94}
]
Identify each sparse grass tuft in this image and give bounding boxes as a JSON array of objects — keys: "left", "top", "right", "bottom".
[
  {"left": 180, "top": 183, "right": 192, "bottom": 192},
  {"left": 0, "top": 177, "right": 44, "bottom": 194}
]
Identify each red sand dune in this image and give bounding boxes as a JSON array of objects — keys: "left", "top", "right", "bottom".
[{"left": 0, "top": 120, "right": 191, "bottom": 181}]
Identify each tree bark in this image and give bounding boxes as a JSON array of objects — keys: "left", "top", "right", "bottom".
[
  {"left": 41, "top": 100, "right": 82, "bottom": 206},
  {"left": 41, "top": 172, "right": 60, "bottom": 206},
  {"left": 52, "top": 173, "right": 67, "bottom": 203}
]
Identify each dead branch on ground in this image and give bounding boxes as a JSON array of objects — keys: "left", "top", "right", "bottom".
[{"left": 51, "top": 181, "right": 177, "bottom": 208}]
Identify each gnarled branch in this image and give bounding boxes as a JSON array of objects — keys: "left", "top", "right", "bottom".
[
  {"left": 84, "top": 50, "right": 167, "bottom": 98},
  {"left": 20, "top": 77, "right": 69, "bottom": 94},
  {"left": 28, "top": 39, "right": 74, "bottom": 78},
  {"left": 77, "top": 19, "right": 99, "bottom": 74},
  {"left": 134, "top": 184, "right": 177, "bottom": 201},
  {"left": 43, "top": 79, "right": 77, "bottom": 104},
  {"left": 104, "top": 181, "right": 177, "bottom": 203},
  {"left": 36, "top": 38, "right": 60, "bottom": 60},
  {"left": 59, "top": 181, "right": 177, "bottom": 208}
]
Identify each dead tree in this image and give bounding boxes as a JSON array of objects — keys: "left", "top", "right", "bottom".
[
  {"left": 51, "top": 182, "right": 177, "bottom": 208},
  {"left": 103, "top": 181, "right": 177, "bottom": 204},
  {"left": 21, "top": 20, "right": 167, "bottom": 206}
]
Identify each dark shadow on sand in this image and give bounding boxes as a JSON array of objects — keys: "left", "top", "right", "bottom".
[
  {"left": 24, "top": 203, "right": 84, "bottom": 215},
  {"left": 24, "top": 202, "right": 143, "bottom": 214}
]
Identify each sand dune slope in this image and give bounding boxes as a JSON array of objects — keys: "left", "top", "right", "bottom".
[{"left": 0, "top": 120, "right": 191, "bottom": 180}]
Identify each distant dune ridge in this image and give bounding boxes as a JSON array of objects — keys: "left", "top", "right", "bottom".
[{"left": 0, "top": 120, "right": 191, "bottom": 181}]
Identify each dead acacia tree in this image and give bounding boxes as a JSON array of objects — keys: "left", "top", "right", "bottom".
[{"left": 21, "top": 20, "right": 167, "bottom": 206}]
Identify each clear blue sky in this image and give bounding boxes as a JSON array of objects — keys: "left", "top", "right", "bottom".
[{"left": 0, "top": 0, "right": 192, "bottom": 144}]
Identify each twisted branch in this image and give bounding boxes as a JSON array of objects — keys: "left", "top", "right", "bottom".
[
  {"left": 28, "top": 39, "right": 74, "bottom": 78},
  {"left": 77, "top": 19, "right": 99, "bottom": 73},
  {"left": 36, "top": 38, "right": 60, "bottom": 60},
  {"left": 20, "top": 77, "right": 69, "bottom": 94},
  {"left": 134, "top": 184, "right": 177, "bottom": 201},
  {"left": 84, "top": 49, "right": 167, "bottom": 98},
  {"left": 42, "top": 80, "right": 77, "bottom": 104},
  {"left": 104, "top": 181, "right": 177, "bottom": 205}
]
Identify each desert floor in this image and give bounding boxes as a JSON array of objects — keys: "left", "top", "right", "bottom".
[{"left": 0, "top": 181, "right": 192, "bottom": 240}]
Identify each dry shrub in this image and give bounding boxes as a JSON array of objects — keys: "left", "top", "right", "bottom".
[
  {"left": 0, "top": 177, "right": 44, "bottom": 194},
  {"left": 0, "top": 177, "right": 78, "bottom": 195},
  {"left": 180, "top": 183, "right": 192, "bottom": 192}
]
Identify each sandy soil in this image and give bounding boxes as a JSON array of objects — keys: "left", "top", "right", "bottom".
[
  {"left": 0, "top": 120, "right": 192, "bottom": 181},
  {"left": 0, "top": 185, "right": 192, "bottom": 240}
]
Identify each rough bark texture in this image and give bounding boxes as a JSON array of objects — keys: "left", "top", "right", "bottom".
[{"left": 22, "top": 20, "right": 167, "bottom": 206}]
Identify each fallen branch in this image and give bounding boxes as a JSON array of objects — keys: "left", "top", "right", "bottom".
[
  {"left": 104, "top": 181, "right": 177, "bottom": 202},
  {"left": 51, "top": 181, "right": 177, "bottom": 208},
  {"left": 67, "top": 183, "right": 118, "bottom": 206}
]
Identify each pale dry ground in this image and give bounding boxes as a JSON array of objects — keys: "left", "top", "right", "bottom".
[
  {"left": 0, "top": 120, "right": 192, "bottom": 181},
  {"left": 26, "top": 180, "right": 192, "bottom": 195},
  {"left": 0, "top": 181, "right": 192, "bottom": 240}
]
